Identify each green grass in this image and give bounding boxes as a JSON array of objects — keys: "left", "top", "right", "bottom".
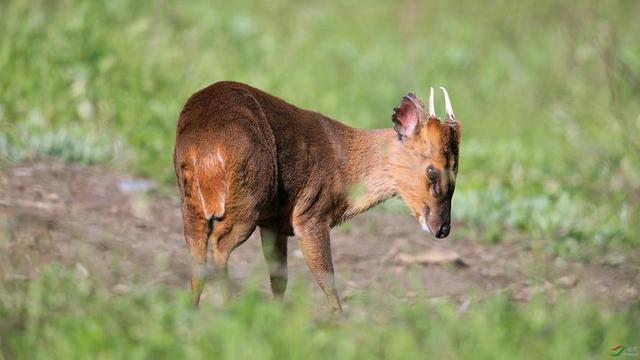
[
  {"left": 1, "top": 1, "right": 639, "bottom": 358},
  {"left": 1, "top": 0, "right": 639, "bottom": 252},
  {"left": 1, "top": 268, "right": 638, "bottom": 360},
  {"left": 1, "top": 0, "right": 639, "bottom": 254}
]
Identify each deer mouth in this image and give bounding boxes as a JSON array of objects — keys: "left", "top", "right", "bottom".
[{"left": 419, "top": 206, "right": 433, "bottom": 234}]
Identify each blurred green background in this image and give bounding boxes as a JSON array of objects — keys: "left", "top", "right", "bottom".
[
  {"left": 1, "top": 0, "right": 638, "bottom": 253},
  {"left": 1, "top": 0, "right": 639, "bottom": 358}
]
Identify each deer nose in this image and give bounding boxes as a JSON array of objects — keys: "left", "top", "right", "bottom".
[{"left": 435, "top": 223, "right": 450, "bottom": 238}]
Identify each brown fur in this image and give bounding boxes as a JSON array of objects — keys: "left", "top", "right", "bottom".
[{"left": 174, "top": 81, "right": 462, "bottom": 311}]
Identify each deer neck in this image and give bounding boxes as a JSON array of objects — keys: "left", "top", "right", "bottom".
[{"left": 341, "top": 128, "right": 400, "bottom": 219}]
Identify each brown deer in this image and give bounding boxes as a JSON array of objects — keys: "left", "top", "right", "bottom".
[{"left": 174, "top": 81, "right": 461, "bottom": 311}]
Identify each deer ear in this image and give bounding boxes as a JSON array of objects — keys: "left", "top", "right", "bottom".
[{"left": 392, "top": 93, "right": 422, "bottom": 139}]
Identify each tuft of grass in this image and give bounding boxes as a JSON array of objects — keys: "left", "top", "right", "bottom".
[
  {"left": 1, "top": 268, "right": 638, "bottom": 360},
  {"left": 0, "top": 107, "right": 120, "bottom": 165}
]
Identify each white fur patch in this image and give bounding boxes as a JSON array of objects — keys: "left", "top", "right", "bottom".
[
  {"left": 216, "top": 148, "right": 225, "bottom": 167},
  {"left": 193, "top": 158, "right": 212, "bottom": 219},
  {"left": 419, "top": 216, "right": 432, "bottom": 234},
  {"left": 219, "top": 196, "right": 225, "bottom": 214}
]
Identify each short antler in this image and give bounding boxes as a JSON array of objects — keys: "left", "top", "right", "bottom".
[
  {"left": 439, "top": 87, "right": 455, "bottom": 121},
  {"left": 428, "top": 87, "right": 435, "bottom": 118}
]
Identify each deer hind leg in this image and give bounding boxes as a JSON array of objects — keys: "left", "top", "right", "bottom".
[
  {"left": 178, "top": 149, "right": 228, "bottom": 306},
  {"left": 294, "top": 222, "right": 342, "bottom": 312},
  {"left": 209, "top": 219, "right": 257, "bottom": 297},
  {"left": 181, "top": 203, "right": 212, "bottom": 307},
  {"left": 259, "top": 227, "right": 288, "bottom": 298}
]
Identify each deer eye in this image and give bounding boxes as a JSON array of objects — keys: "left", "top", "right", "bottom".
[{"left": 427, "top": 166, "right": 439, "bottom": 181}]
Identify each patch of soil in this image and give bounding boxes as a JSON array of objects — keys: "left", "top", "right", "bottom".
[{"left": 1, "top": 161, "right": 638, "bottom": 308}]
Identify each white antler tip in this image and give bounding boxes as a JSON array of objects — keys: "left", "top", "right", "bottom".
[
  {"left": 439, "top": 86, "right": 455, "bottom": 120},
  {"left": 428, "top": 86, "right": 435, "bottom": 117}
]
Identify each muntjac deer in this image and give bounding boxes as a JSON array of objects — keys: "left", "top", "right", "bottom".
[{"left": 174, "top": 81, "right": 461, "bottom": 311}]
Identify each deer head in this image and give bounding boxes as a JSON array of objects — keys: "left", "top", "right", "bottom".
[{"left": 390, "top": 87, "right": 462, "bottom": 238}]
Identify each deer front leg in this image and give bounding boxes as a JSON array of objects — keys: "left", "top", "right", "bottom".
[{"left": 294, "top": 222, "right": 342, "bottom": 312}]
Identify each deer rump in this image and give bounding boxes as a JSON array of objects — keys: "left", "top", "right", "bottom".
[
  {"left": 174, "top": 81, "right": 349, "bottom": 236},
  {"left": 174, "top": 82, "right": 283, "bottom": 227}
]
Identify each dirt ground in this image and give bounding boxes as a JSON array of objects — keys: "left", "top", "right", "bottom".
[{"left": 1, "top": 161, "right": 638, "bottom": 309}]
